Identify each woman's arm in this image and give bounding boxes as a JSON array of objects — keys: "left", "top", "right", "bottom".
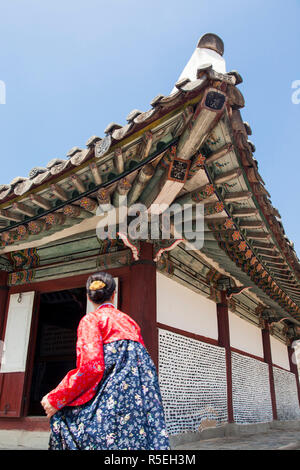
[
  {"left": 45, "top": 313, "right": 105, "bottom": 410},
  {"left": 41, "top": 394, "right": 58, "bottom": 418}
]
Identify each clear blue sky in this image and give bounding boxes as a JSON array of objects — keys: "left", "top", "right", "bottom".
[{"left": 0, "top": 0, "right": 299, "bottom": 255}]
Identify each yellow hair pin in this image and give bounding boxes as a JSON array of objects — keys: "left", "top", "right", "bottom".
[{"left": 90, "top": 280, "right": 106, "bottom": 291}]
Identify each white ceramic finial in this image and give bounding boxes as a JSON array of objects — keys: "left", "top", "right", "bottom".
[{"left": 171, "top": 33, "right": 226, "bottom": 93}]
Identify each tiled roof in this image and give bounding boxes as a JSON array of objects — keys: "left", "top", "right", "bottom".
[{"left": 0, "top": 77, "right": 209, "bottom": 200}]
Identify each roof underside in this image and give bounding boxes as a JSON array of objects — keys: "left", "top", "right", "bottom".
[{"left": 0, "top": 67, "right": 299, "bottom": 326}]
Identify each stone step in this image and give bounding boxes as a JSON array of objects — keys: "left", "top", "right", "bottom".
[{"left": 0, "top": 430, "right": 49, "bottom": 450}]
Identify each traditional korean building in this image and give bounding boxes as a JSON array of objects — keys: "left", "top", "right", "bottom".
[{"left": 0, "top": 33, "right": 299, "bottom": 447}]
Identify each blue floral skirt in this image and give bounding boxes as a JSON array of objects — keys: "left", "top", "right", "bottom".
[{"left": 49, "top": 340, "right": 170, "bottom": 450}]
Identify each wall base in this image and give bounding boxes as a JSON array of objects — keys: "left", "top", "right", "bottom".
[
  {"left": 0, "top": 420, "right": 299, "bottom": 450},
  {"left": 169, "top": 419, "right": 300, "bottom": 448}
]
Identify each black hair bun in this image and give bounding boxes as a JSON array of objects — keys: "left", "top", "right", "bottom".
[{"left": 86, "top": 271, "right": 116, "bottom": 305}]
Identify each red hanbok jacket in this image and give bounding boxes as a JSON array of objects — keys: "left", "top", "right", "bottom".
[{"left": 47, "top": 303, "right": 145, "bottom": 410}]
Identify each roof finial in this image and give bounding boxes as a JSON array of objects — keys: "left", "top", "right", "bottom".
[
  {"left": 197, "top": 33, "right": 224, "bottom": 57},
  {"left": 171, "top": 32, "right": 226, "bottom": 93}
]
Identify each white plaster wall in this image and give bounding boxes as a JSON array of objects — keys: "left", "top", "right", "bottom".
[
  {"left": 0, "top": 292, "right": 35, "bottom": 373},
  {"left": 229, "top": 310, "right": 264, "bottom": 358},
  {"left": 156, "top": 272, "right": 218, "bottom": 340},
  {"left": 270, "top": 336, "right": 290, "bottom": 371}
]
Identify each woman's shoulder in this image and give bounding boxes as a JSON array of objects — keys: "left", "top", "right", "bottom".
[
  {"left": 78, "top": 309, "right": 103, "bottom": 328},
  {"left": 83, "top": 305, "right": 140, "bottom": 329},
  {"left": 97, "top": 305, "right": 126, "bottom": 321},
  {"left": 97, "top": 306, "right": 140, "bottom": 328},
  {"left": 84, "top": 305, "right": 121, "bottom": 323}
]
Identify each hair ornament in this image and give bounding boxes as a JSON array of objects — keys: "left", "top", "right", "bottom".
[{"left": 90, "top": 280, "right": 106, "bottom": 291}]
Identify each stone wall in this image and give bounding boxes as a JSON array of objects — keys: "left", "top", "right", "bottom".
[
  {"left": 158, "top": 329, "right": 227, "bottom": 435},
  {"left": 273, "top": 367, "right": 300, "bottom": 420},
  {"left": 231, "top": 351, "right": 273, "bottom": 424}
]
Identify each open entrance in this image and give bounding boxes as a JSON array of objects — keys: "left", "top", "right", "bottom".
[{"left": 28, "top": 288, "right": 87, "bottom": 416}]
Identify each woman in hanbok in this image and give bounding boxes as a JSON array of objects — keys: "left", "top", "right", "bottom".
[{"left": 41, "top": 271, "right": 170, "bottom": 450}]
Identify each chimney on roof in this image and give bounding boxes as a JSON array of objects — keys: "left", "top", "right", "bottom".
[{"left": 172, "top": 33, "right": 226, "bottom": 93}]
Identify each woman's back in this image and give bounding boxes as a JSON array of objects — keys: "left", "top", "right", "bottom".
[{"left": 86, "top": 304, "right": 145, "bottom": 347}]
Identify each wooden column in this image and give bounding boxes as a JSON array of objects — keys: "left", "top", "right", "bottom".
[
  {"left": 0, "top": 271, "right": 9, "bottom": 339},
  {"left": 129, "top": 241, "right": 158, "bottom": 369},
  {"left": 288, "top": 344, "right": 300, "bottom": 407},
  {"left": 261, "top": 327, "right": 278, "bottom": 420},
  {"left": 0, "top": 271, "right": 9, "bottom": 407},
  {"left": 217, "top": 291, "right": 234, "bottom": 423}
]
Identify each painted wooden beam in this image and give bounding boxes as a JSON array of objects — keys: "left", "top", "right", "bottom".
[
  {"left": 79, "top": 197, "right": 98, "bottom": 214},
  {"left": 139, "top": 149, "right": 173, "bottom": 207},
  {"left": 262, "top": 258, "right": 286, "bottom": 266},
  {"left": 51, "top": 184, "right": 69, "bottom": 201},
  {"left": 171, "top": 106, "right": 194, "bottom": 139},
  {"left": 251, "top": 241, "right": 276, "bottom": 251},
  {"left": 0, "top": 209, "right": 22, "bottom": 222},
  {"left": 224, "top": 191, "right": 252, "bottom": 202},
  {"left": 272, "top": 274, "right": 294, "bottom": 280},
  {"left": 69, "top": 174, "right": 86, "bottom": 193},
  {"left": 214, "top": 168, "right": 242, "bottom": 184},
  {"left": 268, "top": 268, "right": 289, "bottom": 275},
  {"left": 12, "top": 202, "right": 35, "bottom": 217},
  {"left": 256, "top": 249, "right": 281, "bottom": 258},
  {"left": 138, "top": 131, "right": 153, "bottom": 160},
  {"left": 278, "top": 282, "right": 299, "bottom": 288},
  {"left": 127, "top": 164, "right": 155, "bottom": 206},
  {"left": 186, "top": 153, "right": 206, "bottom": 182},
  {"left": 204, "top": 201, "right": 227, "bottom": 217},
  {"left": 112, "top": 178, "right": 132, "bottom": 207},
  {"left": 175, "top": 183, "right": 216, "bottom": 206},
  {"left": 29, "top": 194, "right": 52, "bottom": 210},
  {"left": 37, "top": 214, "right": 80, "bottom": 236},
  {"left": 269, "top": 267, "right": 290, "bottom": 273},
  {"left": 238, "top": 220, "right": 264, "bottom": 229},
  {"left": 0, "top": 220, "right": 8, "bottom": 228},
  {"left": 150, "top": 180, "right": 186, "bottom": 213},
  {"left": 269, "top": 276, "right": 291, "bottom": 283},
  {"left": 89, "top": 162, "right": 102, "bottom": 185},
  {"left": 97, "top": 188, "right": 111, "bottom": 206},
  {"left": 278, "top": 281, "right": 299, "bottom": 288},
  {"left": 232, "top": 208, "right": 259, "bottom": 217},
  {"left": 281, "top": 293, "right": 300, "bottom": 300},
  {"left": 147, "top": 87, "right": 227, "bottom": 210},
  {"left": 205, "top": 143, "right": 233, "bottom": 165},
  {"left": 203, "top": 217, "right": 229, "bottom": 226},
  {"left": 12, "top": 250, "right": 132, "bottom": 286},
  {"left": 0, "top": 214, "right": 104, "bottom": 254},
  {"left": 177, "top": 89, "right": 227, "bottom": 161},
  {"left": 281, "top": 286, "right": 300, "bottom": 294},
  {"left": 63, "top": 204, "right": 82, "bottom": 218},
  {"left": 43, "top": 212, "right": 66, "bottom": 227},
  {"left": 114, "top": 148, "right": 124, "bottom": 174},
  {"left": 274, "top": 288, "right": 295, "bottom": 295},
  {"left": 290, "top": 298, "right": 300, "bottom": 304},
  {"left": 246, "top": 232, "right": 271, "bottom": 240}
]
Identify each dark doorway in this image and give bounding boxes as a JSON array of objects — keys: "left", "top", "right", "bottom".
[{"left": 28, "top": 288, "right": 86, "bottom": 416}]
